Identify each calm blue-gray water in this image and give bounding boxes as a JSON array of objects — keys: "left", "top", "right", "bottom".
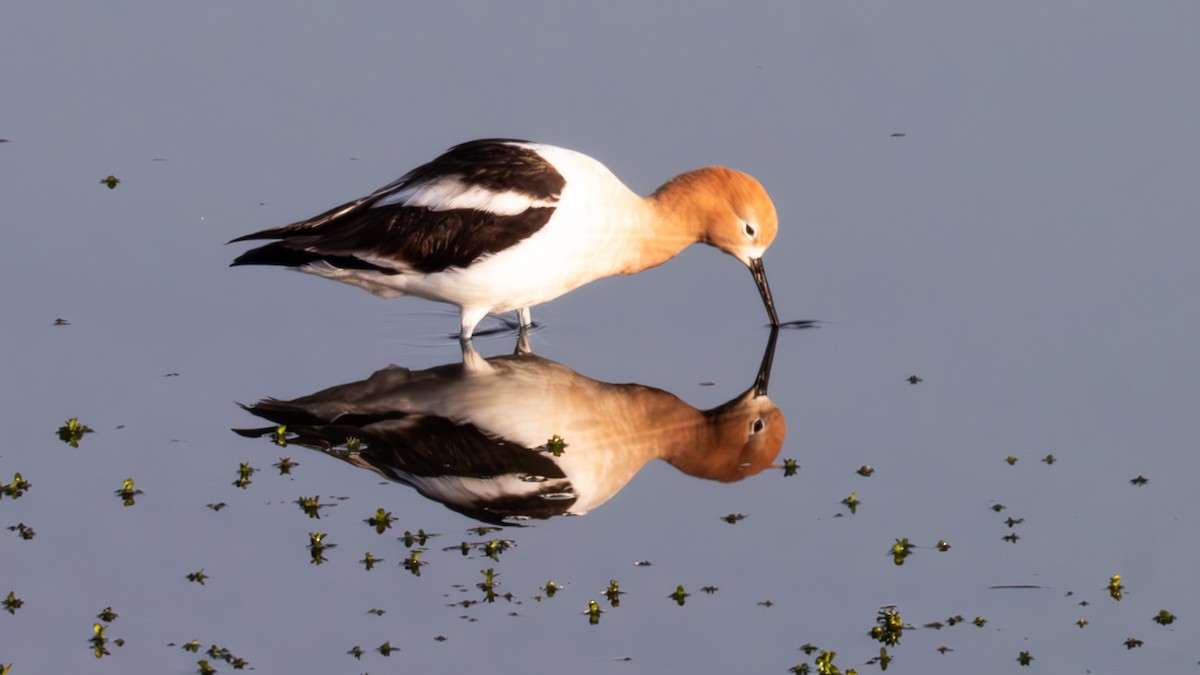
[{"left": 3, "top": 4, "right": 1199, "bottom": 673}]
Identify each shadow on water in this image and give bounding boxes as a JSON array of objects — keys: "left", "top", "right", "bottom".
[{"left": 233, "top": 330, "right": 786, "bottom": 525}]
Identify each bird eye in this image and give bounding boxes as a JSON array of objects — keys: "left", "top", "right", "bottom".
[
  {"left": 750, "top": 417, "right": 765, "bottom": 434},
  {"left": 743, "top": 222, "right": 756, "bottom": 238}
]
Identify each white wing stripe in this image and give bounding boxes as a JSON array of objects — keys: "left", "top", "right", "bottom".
[{"left": 374, "top": 176, "right": 557, "bottom": 215}]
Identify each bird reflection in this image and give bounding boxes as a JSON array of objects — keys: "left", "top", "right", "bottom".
[{"left": 233, "top": 330, "right": 785, "bottom": 525}]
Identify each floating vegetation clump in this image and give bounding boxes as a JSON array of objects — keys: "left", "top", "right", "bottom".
[
  {"left": 308, "top": 532, "right": 334, "bottom": 565},
  {"left": 57, "top": 418, "right": 93, "bottom": 447},
  {"left": 401, "top": 529, "right": 437, "bottom": 547},
  {"left": 100, "top": 175, "right": 120, "bottom": 189},
  {"left": 720, "top": 513, "right": 747, "bottom": 524},
  {"left": 541, "top": 434, "right": 567, "bottom": 457},
  {"left": 271, "top": 425, "right": 288, "bottom": 447},
  {"left": 1005, "top": 455, "right": 1018, "bottom": 466},
  {"left": 1041, "top": 454, "right": 1057, "bottom": 464},
  {"left": 232, "top": 463, "right": 255, "bottom": 489},
  {"left": 1124, "top": 637, "right": 1144, "bottom": 649},
  {"left": 477, "top": 568, "right": 499, "bottom": 602},
  {"left": 907, "top": 374, "right": 922, "bottom": 384},
  {"left": 542, "top": 581, "right": 560, "bottom": 598},
  {"left": 1152, "top": 609, "right": 1176, "bottom": 625},
  {"left": 360, "top": 552, "right": 381, "bottom": 570},
  {"left": 604, "top": 579, "right": 623, "bottom": 607},
  {"left": 1130, "top": 475, "right": 1149, "bottom": 486},
  {"left": 2, "top": 473, "right": 32, "bottom": 499},
  {"left": 841, "top": 492, "right": 860, "bottom": 514},
  {"left": 1108, "top": 574, "right": 1124, "bottom": 601},
  {"left": 115, "top": 478, "right": 143, "bottom": 507},
  {"left": 1016, "top": 650, "right": 1033, "bottom": 666},
  {"left": 7, "top": 523, "right": 36, "bottom": 540},
  {"left": 782, "top": 458, "right": 800, "bottom": 476},
  {"left": 186, "top": 570, "right": 208, "bottom": 585},
  {"left": 890, "top": 538, "right": 914, "bottom": 565},
  {"left": 3, "top": 591, "right": 23, "bottom": 614},
  {"left": 936, "top": 539, "right": 951, "bottom": 551},
  {"left": 856, "top": 465, "right": 874, "bottom": 477},
  {"left": 585, "top": 599, "right": 602, "bottom": 625},
  {"left": 869, "top": 606, "right": 904, "bottom": 646},
  {"left": 402, "top": 550, "right": 425, "bottom": 576},
  {"left": 366, "top": 508, "right": 395, "bottom": 533},
  {"left": 296, "top": 495, "right": 332, "bottom": 519},
  {"left": 273, "top": 457, "right": 297, "bottom": 474},
  {"left": 668, "top": 585, "right": 690, "bottom": 606}
]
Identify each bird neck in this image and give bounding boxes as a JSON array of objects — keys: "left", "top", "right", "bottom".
[{"left": 612, "top": 168, "right": 730, "bottom": 274}]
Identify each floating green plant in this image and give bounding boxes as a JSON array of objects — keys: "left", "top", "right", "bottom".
[
  {"left": 206, "top": 502, "right": 226, "bottom": 511},
  {"left": 1002, "top": 533, "right": 1020, "bottom": 543},
  {"left": 856, "top": 465, "right": 875, "bottom": 477},
  {"left": 100, "top": 175, "right": 120, "bottom": 189},
  {"left": 936, "top": 645, "right": 953, "bottom": 654},
  {"left": 973, "top": 616, "right": 987, "bottom": 627},
  {"left": 1077, "top": 618, "right": 1088, "bottom": 628},
  {"left": 841, "top": 492, "right": 860, "bottom": 514},
  {"left": 197, "top": 660, "right": 216, "bottom": 675},
  {"left": 308, "top": 532, "right": 334, "bottom": 565},
  {"left": 907, "top": 374, "right": 922, "bottom": 384},
  {"left": 758, "top": 599, "right": 775, "bottom": 607},
  {"left": 1108, "top": 574, "right": 1123, "bottom": 601},
  {"left": 800, "top": 643, "right": 818, "bottom": 655},
  {"left": 721, "top": 513, "right": 747, "bottom": 524},
  {"left": 348, "top": 645, "right": 363, "bottom": 660},
  {"left": 479, "top": 539, "right": 512, "bottom": 561},
  {"left": 1124, "top": 637, "right": 1144, "bottom": 649},
  {"left": 782, "top": 458, "right": 800, "bottom": 476},
  {"left": 2, "top": 473, "right": 32, "bottom": 499},
  {"left": 296, "top": 495, "right": 330, "bottom": 519},
  {"left": 604, "top": 580, "right": 623, "bottom": 607},
  {"left": 115, "top": 478, "right": 143, "bottom": 506},
  {"left": 181, "top": 641, "right": 201, "bottom": 653},
  {"left": 273, "top": 457, "right": 297, "bottom": 475},
  {"left": 543, "top": 581, "right": 560, "bottom": 598},
  {"left": 816, "top": 649, "right": 848, "bottom": 674},
  {"left": 366, "top": 508, "right": 395, "bottom": 533},
  {"left": 478, "top": 568, "right": 498, "bottom": 602},
  {"left": 3, "top": 591, "right": 23, "bottom": 614},
  {"left": 344, "top": 436, "right": 362, "bottom": 454},
  {"left": 271, "top": 425, "right": 288, "bottom": 447},
  {"left": 936, "top": 539, "right": 951, "bottom": 551},
  {"left": 586, "top": 599, "right": 602, "bottom": 625},
  {"left": 1041, "top": 454, "right": 1057, "bottom": 464},
  {"left": 1017, "top": 651, "right": 1033, "bottom": 666},
  {"left": 377, "top": 641, "right": 396, "bottom": 656},
  {"left": 1130, "top": 475, "right": 1149, "bottom": 486},
  {"left": 991, "top": 503, "right": 1007, "bottom": 512},
  {"left": 542, "top": 434, "right": 567, "bottom": 457},
  {"left": 467, "top": 526, "right": 501, "bottom": 536},
  {"left": 233, "top": 462, "right": 255, "bottom": 489},
  {"left": 668, "top": 585, "right": 690, "bottom": 606},
  {"left": 701, "top": 586, "right": 719, "bottom": 594},
  {"left": 890, "top": 538, "right": 913, "bottom": 565},
  {"left": 360, "top": 552, "right": 381, "bottom": 570},
  {"left": 186, "top": 570, "right": 208, "bottom": 585},
  {"left": 367, "top": 608, "right": 385, "bottom": 616},
  {"left": 97, "top": 606, "right": 118, "bottom": 622},
  {"left": 870, "top": 606, "right": 904, "bottom": 646},
  {"left": 401, "top": 529, "right": 437, "bottom": 547},
  {"left": 874, "top": 647, "right": 892, "bottom": 670},
  {"left": 1153, "top": 609, "right": 1176, "bottom": 625},
  {"left": 90, "top": 622, "right": 111, "bottom": 658},
  {"left": 1004, "top": 517, "right": 1025, "bottom": 528},
  {"left": 7, "top": 523, "right": 35, "bottom": 540},
  {"left": 58, "top": 418, "right": 93, "bottom": 447},
  {"left": 1005, "top": 455, "right": 1018, "bottom": 466},
  {"left": 402, "top": 550, "right": 425, "bottom": 576}
]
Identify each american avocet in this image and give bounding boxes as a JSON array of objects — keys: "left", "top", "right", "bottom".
[
  {"left": 234, "top": 332, "right": 783, "bottom": 523},
  {"left": 230, "top": 139, "right": 780, "bottom": 338}
]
